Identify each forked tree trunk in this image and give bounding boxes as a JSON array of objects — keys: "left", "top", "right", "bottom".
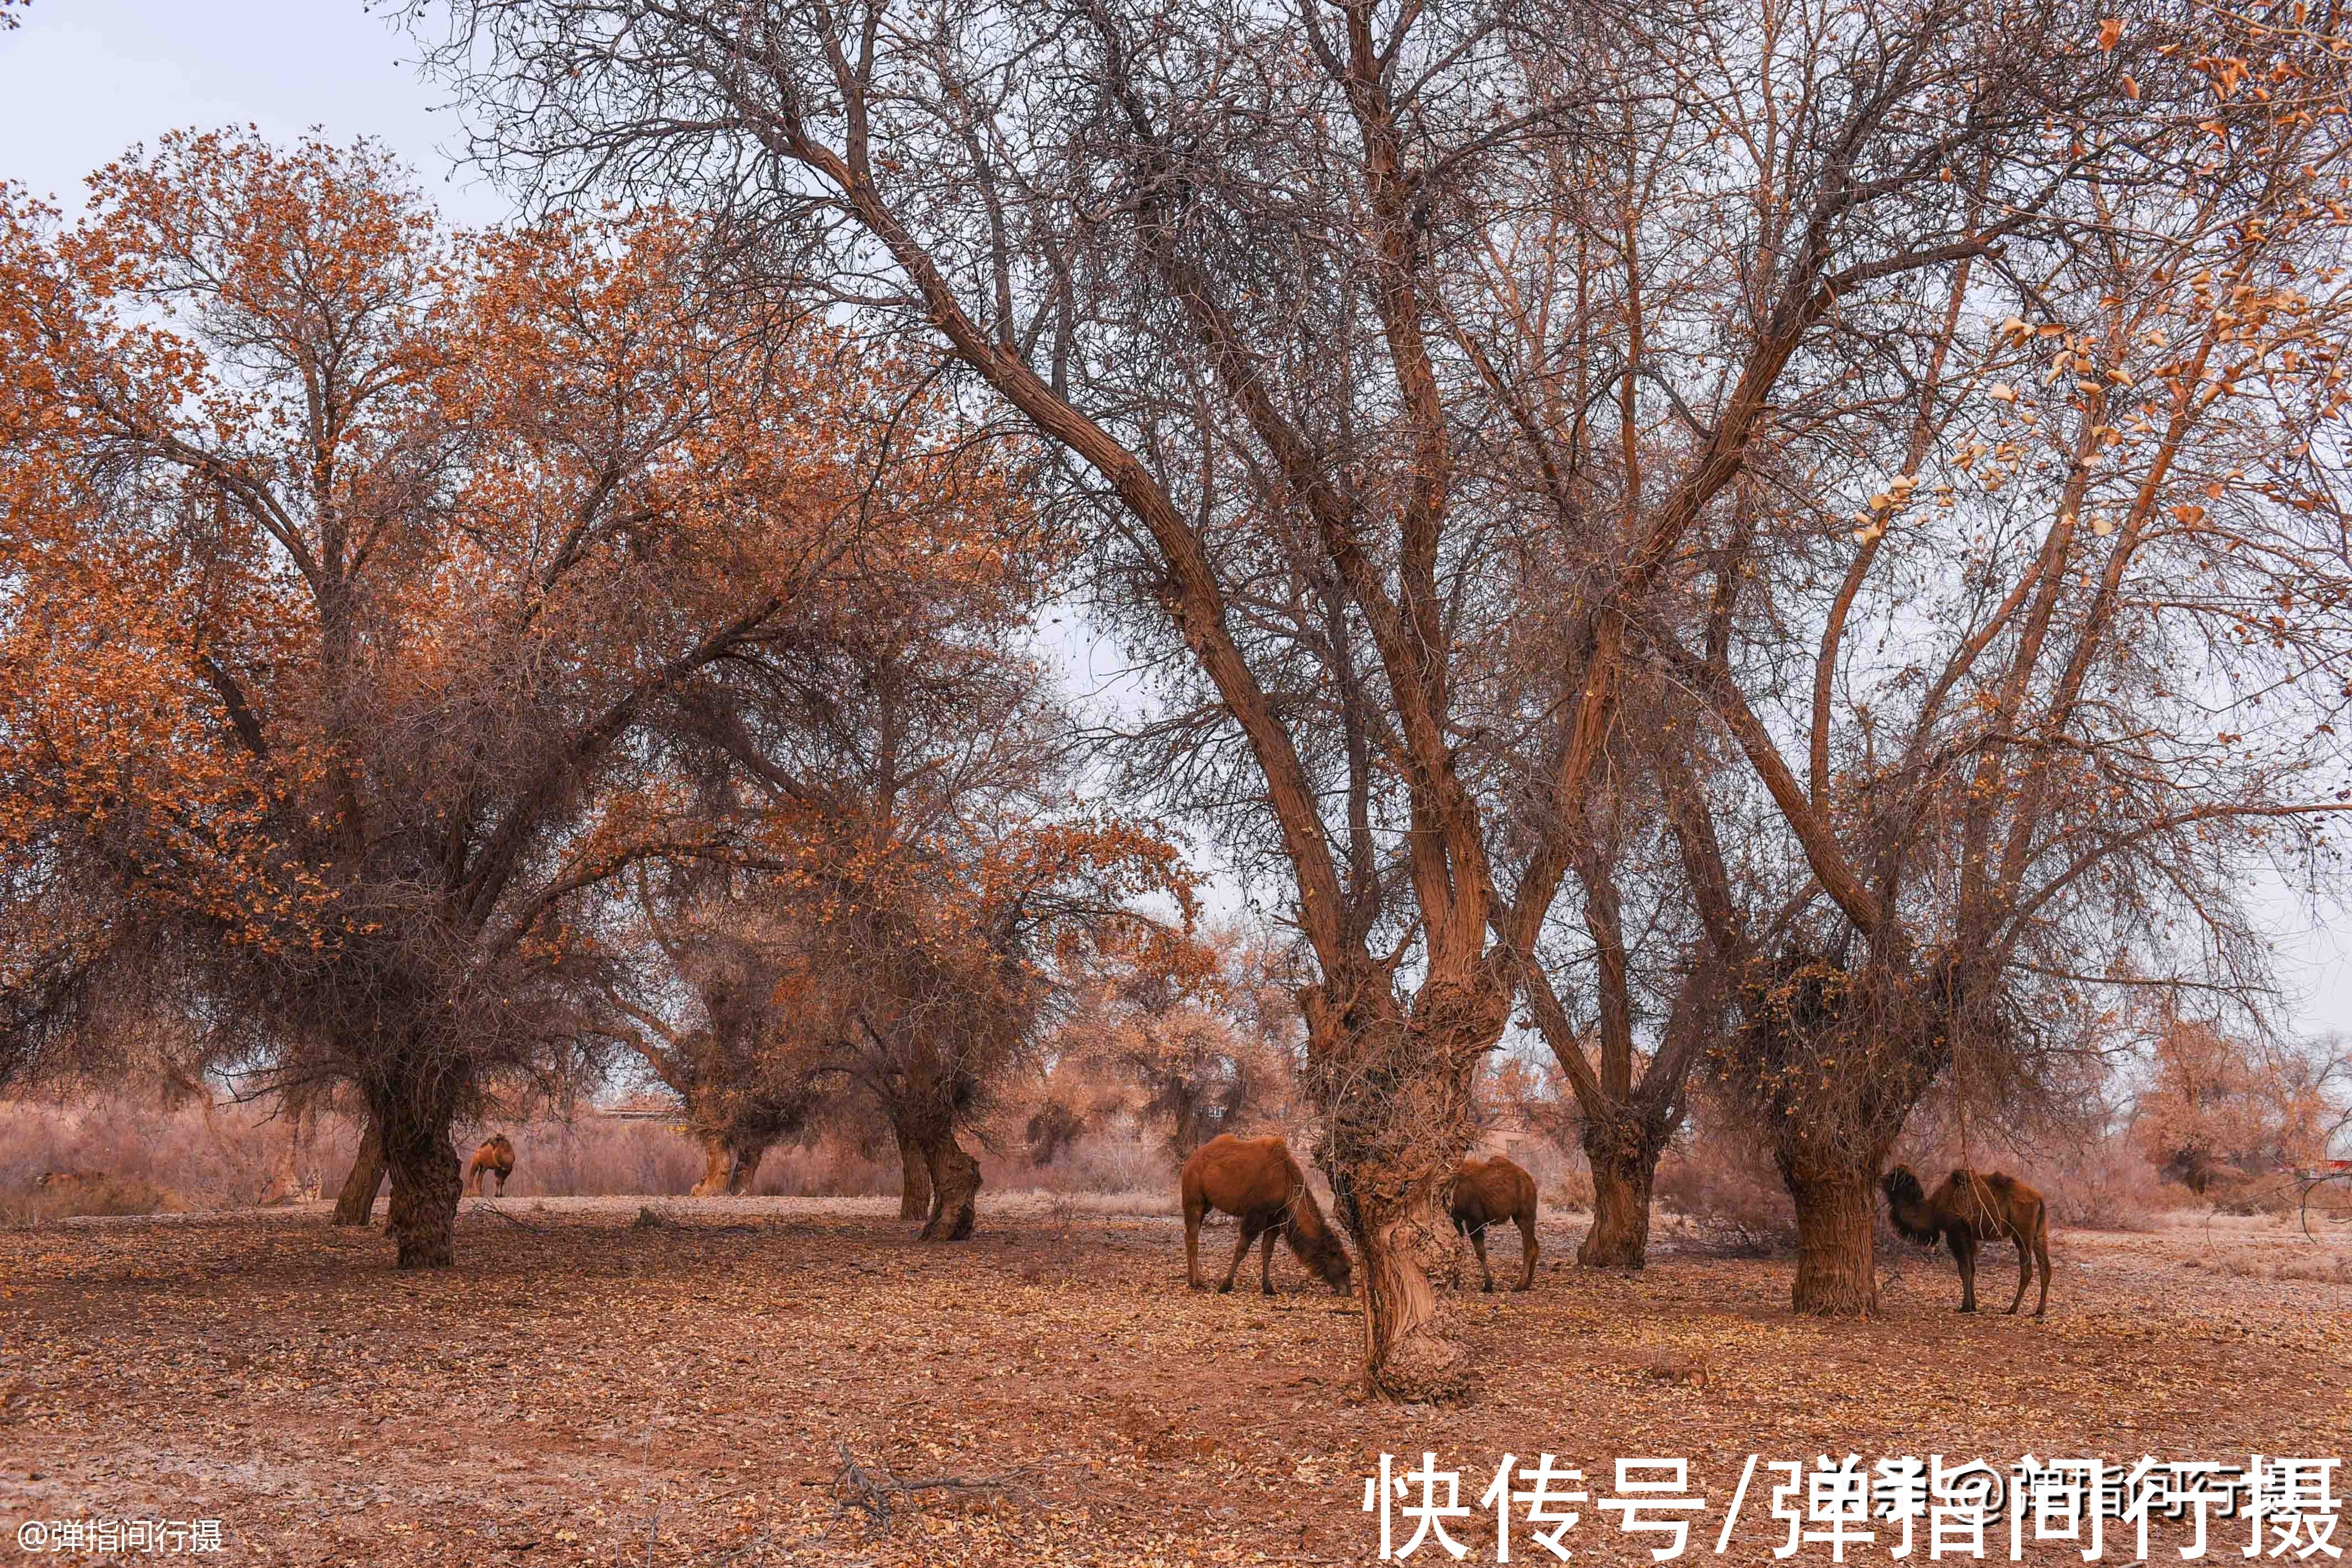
[
  {"left": 334, "top": 1119, "right": 387, "bottom": 1227},
  {"left": 918, "top": 1129, "right": 981, "bottom": 1241},
  {"left": 894, "top": 1122, "right": 932, "bottom": 1221},
  {"left": 726, "top": 1144, "right": 764, "bottom": 1196},
  {"left": 1784, "top": 1163, "right": 1882, "bottom": 1315},
  {"left": 1581, "top": 1152, "right": 1658, "bottom": 1269},
  {"left": 377, "top": 1087, "right": 463, "bottom": 1268}
]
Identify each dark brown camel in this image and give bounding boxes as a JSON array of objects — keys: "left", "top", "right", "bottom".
[
  {"left": 1882, "top": 1164, "right": 2051, "bottom": 1316},
  {"left": 1449, "top": 1154, "right": 1539, "bottom": 1291},
  {"left": 1179, "top": 1134, "right": 1352, "bottom": 1296},
  {"left": 466, "top": 1133, "right": 516, "bottom": 1197}
]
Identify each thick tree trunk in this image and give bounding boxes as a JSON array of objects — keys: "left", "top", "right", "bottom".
[
  {"left": 1305, "top": 978, "right": 1506, "bottom": 1403},
  {"left": 1786, "top": 1164, "right": 1882, "bottom": 1316},
  {"left": 1726, "top": 958, "right": 1957, "bottom": 1318},
  {"left": 1581, "top": 1153, "right": 1658, "bottom": 1269},
  {"left": 894, "top": 1122, "right": 932, "bottom": 1221},
  {"left": 690, "top": 1139, "right": 732, "bottom": 1197},
  {"left": 690, "top": 1138, "right": 768, "bottom": 1196},
  {"left": 334, "top": 1119, "right": 387, "bottom": 1227},
  {"left": 377, "top": 1090, "right": 462, "bottom": 1269},
  {"left": 1346, "top": 1174, "right": 1466, "bottom": 1400},
  {"left": 918, "top": 1130, "right": 981, "bottom": 1241}
]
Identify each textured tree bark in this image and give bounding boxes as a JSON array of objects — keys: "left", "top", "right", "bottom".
[
  {"left": 333, "top": 1118, "right": 387, "bottom": 1227},
  {"left": 1308, "top": 978, "right": 1503, "bottom": 1403},
  {"left": 1346, "top": 1174, "right": 1467, "bottom": 1400},
  {"left": 919, "top": 1132, "right": 982, "bottom": 1241},
  {"left": 1785, "top": 1164, "right": 1882, "bottom": 1316},
  {"left": 1580, "top": 1149, "right": 1659, "bottom": 1269},
  {"left": 690, "top": 1138, "right": 768, "bottom": 1196},
  {"left": 378, "top": 1090, "right": 462, "bottom": 1268},
  {"left": 894, "top": 1121, "right": 932, "bottom": 1221},
  {"left": 690, "top": 1139, "right": 732, "bottom": 1197}
]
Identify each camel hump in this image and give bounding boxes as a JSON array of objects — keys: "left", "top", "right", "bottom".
[
  {"left": 1182, "top": 1133, "right": 1313, "bottom": 1216},
  {"left": 1205, "top": 1132, "right": 1290, "bottom": 1157},
  {"left": 1202, "top": 1132, "right": 1301, "bottom": 1170},
  {"left": 1451, "top": 1153, "right": 1537, "bottom": 1222}
]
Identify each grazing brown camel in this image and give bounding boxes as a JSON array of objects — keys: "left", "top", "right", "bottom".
[
  {"left": 1882, "top": 1165, "right": 2051, "bottom": 1316},
  {"left": 466, "top": 1134, "right": 516, "bottom": 1197},
  {"left": 1449, "top": 1155, "right": 1539, "bottom": 1292},
  {"left": 1179, "top": 1134, "right": 1352, "bottom": 1296}
]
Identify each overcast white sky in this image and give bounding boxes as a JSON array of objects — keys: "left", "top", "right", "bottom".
[
  {"left": 4, "top": 0, "right": 2350, "bottom": 1049},
  {"left": 0, "top": 1, "right": 507, "bottom": 225}
]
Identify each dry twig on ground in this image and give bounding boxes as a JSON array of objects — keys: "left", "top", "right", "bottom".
[{"left": 826, "top": 1441, "right": 1032, "bottom": 1538}]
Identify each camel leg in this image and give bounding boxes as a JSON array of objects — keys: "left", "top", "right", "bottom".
[
  {"left": 2005, "top": 1227, "right": 2032, "bottom": 1315},
  {"left": 1258, "top": 1226, "right": 1278, "bottom": 1296},
  {"left": 2033, "top": 1217, "right": 2052, "bottom": 1319},
  {"left": 1516, "top": 1215, "right": 1539, "bottom": 1291},
  {"left": 1952, "top": 1232, "right": 1979, "bottom": 1312},
  {"left": 1218, "top": 1219, "right": 1258, "bottom": 1294},
  {"left": 1184, "top": 1198, "right": 1205, "bottom": 1290},
  {"left": 1470, "top": 1224, "right": 1495, "bottom": 1293}
]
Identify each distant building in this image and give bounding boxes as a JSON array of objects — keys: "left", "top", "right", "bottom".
[{"left": 1473, "top": 1111, "right": 1542, "bottom": 1168}]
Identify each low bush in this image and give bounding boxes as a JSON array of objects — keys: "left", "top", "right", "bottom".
[{"left": 1654, "top": 1136, "right": 1798, "bottom": 1256}]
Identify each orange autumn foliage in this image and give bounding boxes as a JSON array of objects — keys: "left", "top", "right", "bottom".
[{"left": 0, "top": 131, "right": 1042, "bottom": 1265}]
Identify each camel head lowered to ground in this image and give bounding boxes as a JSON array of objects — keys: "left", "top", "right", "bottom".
[{"left": 1179, "top": 1134, "right": 1352, "bottom": 1296}]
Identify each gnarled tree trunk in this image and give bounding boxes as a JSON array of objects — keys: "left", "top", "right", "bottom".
[
  {"left": 1580, "top": 1128, "right": 1662, "bottom": 1269},
  {"left": 1521, "top": 950, "right": 1710, "bottom": 1274},
  {"left": 334, "top": 1118, "right": 387, "bottom": 1227},
  {"left": 690, "top": 1139, "right": 732, "bottom": 1197},
  {"left": 1728, "top": 957, "right": 1956, "bottom": 1317},
  {"left": 376, "top": 1084, "right": 462, "bottom": 1268},
  {"left": 894, "top": 1121, "right": 932, "bottom": 1221},
  {"left": 691, "top": 1137, "right": 769, "bottom": 1196},
  {"left": 918, "top": 1126, "right": 981, "bottom": 1241},
  {"left": 1343, "top": 1171, "right": 1465, "bottom": 1398},
  {"left": 1307, "top": 978, "right": 1505, "bottom": 1403}
]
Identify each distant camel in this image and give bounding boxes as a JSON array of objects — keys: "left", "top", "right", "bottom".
[
  {"left": 1449, "top": 1155, "right": 1539, "bottom": 1292},
  {"left": 1882, "top": 1165, "right": 2051, "bottom": 1316},
  {"left": 34, "top": 1170, "right": 103, "bottom": 1191},
  {"left": 466, "top": 1134, "right": 516, "bottom": 1197},
  {"left": 1179, "top": 1134, "right": 1352, "bottom": 1296}
]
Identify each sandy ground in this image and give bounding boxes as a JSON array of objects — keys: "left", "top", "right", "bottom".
[{"left": 2, "top": 1195, "right": 2348, "bottom": 1566}]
